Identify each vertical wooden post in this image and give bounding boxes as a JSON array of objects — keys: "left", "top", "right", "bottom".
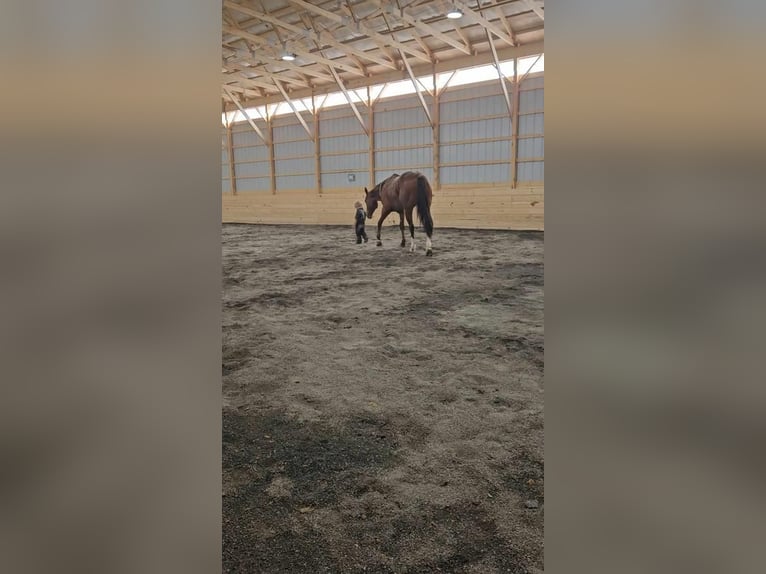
[
  {"left": 313, "top": 94, "right": 321, "bottom": 194},
  {"left": 432, "top": 68, "right": 440, "bottom": 191},
  {"left": 267, "top": 118, "right": 276, "bottom": 194},
  {"left": 226, "top": 123, "right": 237, "bottom": 195},
  {"left": 368, "top": 86, "right": 375, "bottom": 187},
  {"left": 510, "top": 57, "right": 520, "bottom": 189}
]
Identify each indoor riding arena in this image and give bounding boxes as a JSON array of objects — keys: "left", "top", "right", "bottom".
[{"left": 221, "top": 2, "right": 544, "bottom": 572}]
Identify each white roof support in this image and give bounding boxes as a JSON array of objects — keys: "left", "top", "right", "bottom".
[
  {"left": 328, "top": 66, "right": 369, "bottom": 136},
  {"left": 272, "top": 79, "right": 313, "bottom": 138},
  {"left": 519, "top": 53, "right": 543, "bottom": 84},
  {"left": 222, "top": 87, "right": 269, "bottom": 145},
  {"left": 438, "top": 70, "right": 457, "bottom": 95},
  {"left": 486, "top": 31, "right": 513, "bottom": 118},
  {"left": 400, "top": 50, "right": 432, "bottom": 127}
]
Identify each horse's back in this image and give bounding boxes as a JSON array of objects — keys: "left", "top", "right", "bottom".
[
  {"left": 381, "top": 171, "right": 432, "bottom": 210},
  {"left": 399, "top": 170, "right": 422, "bottom": 184}
]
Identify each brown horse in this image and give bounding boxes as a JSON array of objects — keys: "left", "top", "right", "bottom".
[{"left": 364, "top": 171, "right": 434, "bottom": 256}]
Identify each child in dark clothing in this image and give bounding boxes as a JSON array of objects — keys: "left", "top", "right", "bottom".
[{"left": 354, "top": 201, "right": 368, "bottom": 244}]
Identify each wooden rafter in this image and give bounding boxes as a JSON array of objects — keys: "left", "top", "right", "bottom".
[
  {"left": 272, "top": 79, "right": 313, "bottom": 138},
  {"left": 333, "top": 3, "right": 432, "bottom": 63},
  {"left": 523, "top": 0, "right": 544, "bottom": 21},
  {"left": 224, "top": 1, "right": 367, "bottom": 77},
  {"left": 378, "top": 8, "right": 434, "bottom": 122},
  {"left": 488, "top": 0, "right": 518, "bottom": 46},
  {"left": 223, "top": 25, "right": 357, "bottom": 79},
  {"left": 225, "top": 61, "right": 311, "bottom": 89},
  {"left": 220, "top": 0, "right": 543, "bottom": 106},
  {"left": 411, "top": 34, "right": 434, "bottom": 61},
  {"left": 223, "top": 25, "right": 364, "bottom": 80},
  {"left": 224, "top": 72, "right": 275, "bottom": 91},
  {"left": 301, "top": 11, "right": 370, "bottom": 136},
  {"left": 343, "top": 1, "right": 399, "bottom": 66},
  {"left": 379, "top": 2, "right": 470, "bottom": 56},
  {"left": 450, "top": 22, "right": 474, "bottom": 54},
  {"left": 221, "top": 83, "right": 260, "bottom": 99},
  {"left": 380, "top": 9, "right": 428, "bottom": 95},
  {"left": 265, "top": 1, "right": 396, "bottom": 72},
  {"left": 451, "top": 0, "right": 517, "bottom": 48},
  {"left": 225, "top": 0, "right": 543, "bottom": 70},
  {"left": 287, "top": 0, "right": 342, "bottom": 23},
  {"left": 225, "top": 49, "right": 336, "bottom": 83},
  {"left": 297, "top": 12, "right": 363, "bottom": 77}
]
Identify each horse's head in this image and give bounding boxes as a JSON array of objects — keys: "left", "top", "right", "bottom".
[{"left": 364, "top": 186, "right": 380, "bottom": 219}]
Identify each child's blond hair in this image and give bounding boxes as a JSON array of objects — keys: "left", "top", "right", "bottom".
[{"left": 354, "top": 201, "right": 363, "bottom": 209}]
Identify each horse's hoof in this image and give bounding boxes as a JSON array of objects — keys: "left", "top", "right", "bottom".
[
  {"left": 426, "top": 249, "right": 433, "bottom": 257},
  {"left": 377, "top": 241, "right": 382, "bottom": 247},
  {"left": 400, "top": 241, "right": 406, "bottom": 248}
]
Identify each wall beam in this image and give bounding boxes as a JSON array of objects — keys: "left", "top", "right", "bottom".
[
  {"left": 267, "top": 119, "right": 276, "bottom": 194},
  {"left": 511, "top": 58, "right": 520, "bottom": 189},
  {"left": 432, "top": 69, "right": 440, "bottom": 190},
  {"left": 368, "top": 86, "right": 375, "bottom": 188},
  {"left": 226, "top": 124, "right": 237, "bottom": 195},
  {"left": 313, "top": 95, "right": 321, "bottom": 194}
]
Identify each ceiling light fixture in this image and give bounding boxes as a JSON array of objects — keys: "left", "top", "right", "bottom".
[
  {"left": 446, "top": 5, "right": 463, "bottom": 19},
  {"left": 281, "top": 50, "right": 296, "bottom": 61}
]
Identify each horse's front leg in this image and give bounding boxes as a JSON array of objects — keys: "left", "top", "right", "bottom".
[
  {"left": 376, "top": 207, "right": 391, "bottom": 247},
  {"left": 399, "top": 211, "right": 406, "bottom": 247}
]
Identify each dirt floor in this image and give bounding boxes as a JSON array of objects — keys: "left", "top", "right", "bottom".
[{"left": 222, "top": 223, "right": 544, "bottom": 573}]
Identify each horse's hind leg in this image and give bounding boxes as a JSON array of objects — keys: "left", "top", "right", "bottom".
[
  {"left": 405, "top": 208, "right": 416, "bottom": 252},
  {"left": 399, "top": 212, "right": 406, "bottom": 247}
]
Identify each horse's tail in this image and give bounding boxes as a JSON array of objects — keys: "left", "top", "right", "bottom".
[{"left": 415, "top": 174, "right": 434, "bottom": 238}]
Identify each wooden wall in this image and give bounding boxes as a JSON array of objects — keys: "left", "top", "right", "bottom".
[{"left": 222, "top": 183, "right": 543, "bottom": 230}]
